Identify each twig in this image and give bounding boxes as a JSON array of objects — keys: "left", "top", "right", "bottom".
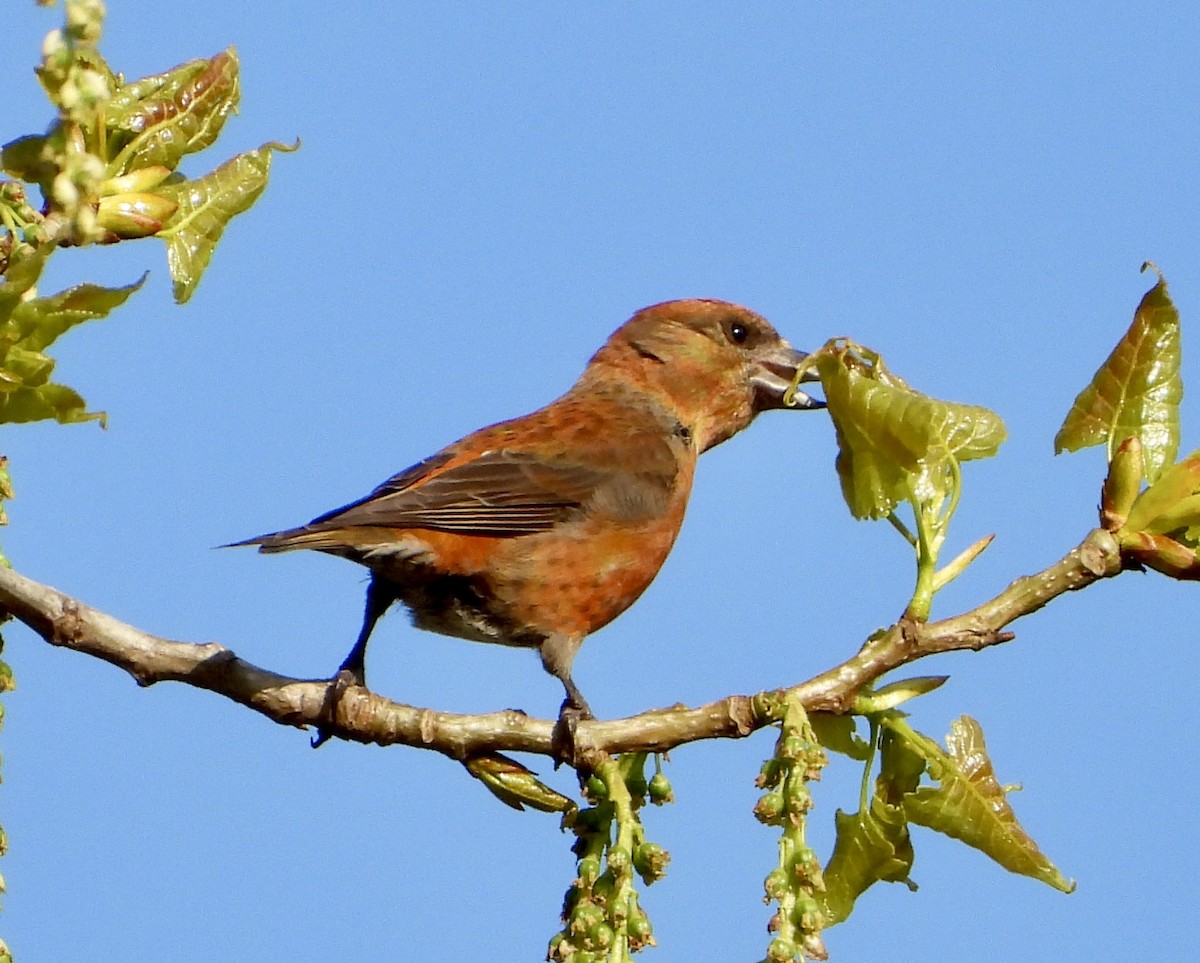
[{"left": 0, "top": 528, "right": 1123, "bottom": 758}]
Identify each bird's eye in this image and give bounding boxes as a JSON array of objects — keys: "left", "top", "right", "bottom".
[{"left": 728, "top": 321, "right": 749, "bottom": 344}]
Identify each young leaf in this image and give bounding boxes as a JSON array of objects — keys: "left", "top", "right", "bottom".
[
  {"left": 1100, "top": 436, "right": 1145, "bottom": 530},
  {"left": 809, "top": 712, "right": 871, "bottom": 761},
  {"left": 0, "top": 382, "right": 103, "bottom": 426},
  {"left": 463, "top": 752, "right": 575, "bottom": 813},
  {"left": 0, "top": 265, "right": 145, "bottom": 426},
  {"left": 105, "top": 48, "right": 241, "bottom": 175},
  {"left": 0, "top": 245, "right": 50, "bottom": 319},
  {"left": 9, "top": 274, "right": 147, "bottom": 353},
  {"left": 820, "top": 728, "right": 922, "bottom": 925},
  {"left": 822, "top": 360, "right": 924, "bottom": 519},
  {"left": 816, "top": 343, "right": 1006, "bottom": 519},
  {"left": 1055, "top": 264, "right": 1182, "bottom": 483},
  {"left": 156, "top": 140, "right": 297, "bottom": 303},
  {"left": 1115, "top": 450, "right": 1200, "bottom": 579},
  {"left": 899, "top": 716, "right": 1074, "bottom": 893},
  {"left": 1123, "top": 450, "right": 1200, "bottom": 535},
  {"left": 1, "top": 134, "right": 56, "bottom": 190},
  {"left": 820, "top": 798, "right": 915, "bottom": 926}
]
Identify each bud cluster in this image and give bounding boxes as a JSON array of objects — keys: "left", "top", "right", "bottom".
[
  {"left": 548, "top": 753, "right": 672, "bottom": 963},
  {"left": 754, "top": 697, "right": 830, "bottom": 962}
]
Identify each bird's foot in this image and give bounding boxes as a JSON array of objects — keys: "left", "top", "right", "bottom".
[
  {"left": 551, "top": 697, "right": 595, "bottom": 770},
  {"left": 311, "top": 667, "right": 362, "bottom": 749}
]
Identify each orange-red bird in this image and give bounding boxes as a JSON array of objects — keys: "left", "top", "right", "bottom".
[{"left": 233, "top": 299, "right": 822, "bottom": 728}]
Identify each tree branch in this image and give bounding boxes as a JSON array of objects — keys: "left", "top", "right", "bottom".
[{"left": 0, "top": 528, "right": 1123, "bottom": 759}]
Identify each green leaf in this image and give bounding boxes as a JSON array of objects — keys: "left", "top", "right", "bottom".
[
  {"left": 0, "top": 346, "right": 54, "bottom": 389},
  {"left": 854, "top": 675, "right": 948, "bottom": 714},
  {"left": 817, "top": 343, "right": 1006, "bottom": 519},
  {"left": 0, "top": 382, "right": 104, "bottom": 426},
  {"left": 809, "top": 712, "right": 871, "bottom": 761},
  {"left": 1121, "top": 530, "right": 1200, "bottom": 580},
  {"left": 818, "top": 725, "right": 923, "bottom": 926},
  {"left": 156, "top": 140, "right": 297, "bottom": 303},
  {"left": 1117, "top": 450, "right": 1200, "bottom": 579},
  {"left": 0, "top": 245, "right": 50, "bottom": 320},
  {"left": 899, "top": 716, "right": 1075, "bottom": 892},
  {"left": 1124, "top": 450, "right": 1200, "bottom": 535},
  {"left": 105, "top": 48, "right": 241, "bottom": 175},
  {"left": 10, "top": 273, "right": 147, "bottom": 352},
  {"left": 1, "top": 133, "right": 56, "bottom": 188},
  {"left": 1055, "top": 263, "right": 1182, "bottom": 483},
  {"left": 0, "top": 266, "right": 144, "bottom": 426},
  {"left": 821, "top": 797, "right": 915, "bottom": 925},
  {"left": 822, "top": 361, "right": 921, "bottom": 519}
]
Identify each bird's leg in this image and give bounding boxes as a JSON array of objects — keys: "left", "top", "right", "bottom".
[
  {"left": 312, "top": 577, "right": 396, "bottom": 749},
  {"left": 559, "top": 673, "right": 595, "bottom": 722},
  {"left": 337, "top": 576, "right": 396, "bottom": 686},
  {"left": 551, "top": 677, "right": 596, "bottom": 770},
  {"left": 540, "top": 636, "right": 594, "bottom": 766}
]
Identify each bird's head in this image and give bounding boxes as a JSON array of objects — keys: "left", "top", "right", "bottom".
[{"left": 583, "top": 299, "right": 823, "bottom": 453}]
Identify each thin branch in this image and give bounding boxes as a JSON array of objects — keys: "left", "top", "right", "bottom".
[{"left": 0, "top": 528, "right": 1123, "bottom": 759}]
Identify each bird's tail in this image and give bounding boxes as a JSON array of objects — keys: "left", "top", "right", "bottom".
[{"left": 220, "top": 526, "right": 347, "bottom": 554}]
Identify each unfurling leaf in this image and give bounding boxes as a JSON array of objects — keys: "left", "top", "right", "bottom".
[
  {"left": 820, "top": 798, "right": 915, "bottom": 925},
  {"left": 820, "top": 728, "right": 922, "bottom": 925},
  {"left": 1123, "top": 450, "right": 1200, "bottom": 536},
  {"left": 0, "top": 250, "right": 144, "bottom": 426},
  {"left": 1055, "top": 263, "right": 1182, "bottom": 483},
  {"left": 900, "top": 716, "right": 1074, "bottom": 893},
  {"left": 1101, "top": 436, "right": 1146, "bottom": 530},
  {"left": 156, "top": 140, "right": 297, "bottom": 303},
  {"left": 808, "top": 713, "right": 871, "bottom": 761},
  {"left": 96, "top": 192, "right": 180, "bottom": 239},
  {"left": 464, "top": 753, "right": 575, "bottom": 813},
  {"left": 932, "top": 533, "right": 995, "bottom": 591},
  {"left": 0, "top": 382, "right": 102, "bottom": 426},
  {"left": 1, "top": 134, "right": 56, "bottom": 189},
  {"left": 813, "top": 341, "right": 1006, "bottom": 519},
  {"left": 105, "top": 48, "right": 241, "bottom": 175},
  {"left": 853, "top": 676, "right": 948, "bottom": 714},
  {"left": 1113, "top": 450, "right": 1200, "bottom": 578},
  {"left": 8, "top": 273, "right": 148, "bottom": 354}
]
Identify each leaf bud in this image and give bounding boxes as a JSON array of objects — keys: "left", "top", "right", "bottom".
[
  {"left": 100, "top": 166, "right": 173, "bottom": 196},
  {"left": 1101, "top": 436, "right": 1144, "bottom": 529},
  {"left": 96, "top": 192, "right": 179, "bottom": 239}
]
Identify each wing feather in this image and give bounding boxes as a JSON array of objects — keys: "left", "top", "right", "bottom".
[{"left": 307, "top": 448, "right": 623, "bottom": 536}]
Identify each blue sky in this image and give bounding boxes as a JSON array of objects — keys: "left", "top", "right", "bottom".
[{"left": 4, "top": 3, "right": 1199, "bottom": 961}]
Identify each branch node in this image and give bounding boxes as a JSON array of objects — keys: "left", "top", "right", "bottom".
[
  {"left": 418, "top": 707, "right": 438, "bottom": 744},
  {"left": 1079, "top": 528, "right": 1121, "bottom": 577},
  {"left": 897, "top": 616, "right": 923, "bottom": 652},
  {"left": 50, "top": 598, "right": 85, "bottom": 648},
  {"left": 727, "top": 695, "right": 757, "bottom": 736}
]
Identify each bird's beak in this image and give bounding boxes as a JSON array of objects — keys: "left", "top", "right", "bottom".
[{"left": 750, "top": 341, "right": 825, "bottom": 411}]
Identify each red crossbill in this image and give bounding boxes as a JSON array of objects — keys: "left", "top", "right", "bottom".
[{"left": 231, "top": 299, "right": 822, "bottom": 740}]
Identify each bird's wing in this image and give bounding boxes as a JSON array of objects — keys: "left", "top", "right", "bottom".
[{"left": 307, "top": 447, "right": 670, "bottom": 537}]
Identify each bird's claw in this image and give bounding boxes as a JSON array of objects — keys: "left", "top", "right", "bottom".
[
  {"left": 551, "top": 697, "right": 595, "bottom": 770},
  {"left": 311, "top": 668, "right": 361, "bottom": 749}
]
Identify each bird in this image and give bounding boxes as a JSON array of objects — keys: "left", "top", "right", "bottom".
[{"left": 230, "top": 299, "right": 823, "bottom": 745}]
